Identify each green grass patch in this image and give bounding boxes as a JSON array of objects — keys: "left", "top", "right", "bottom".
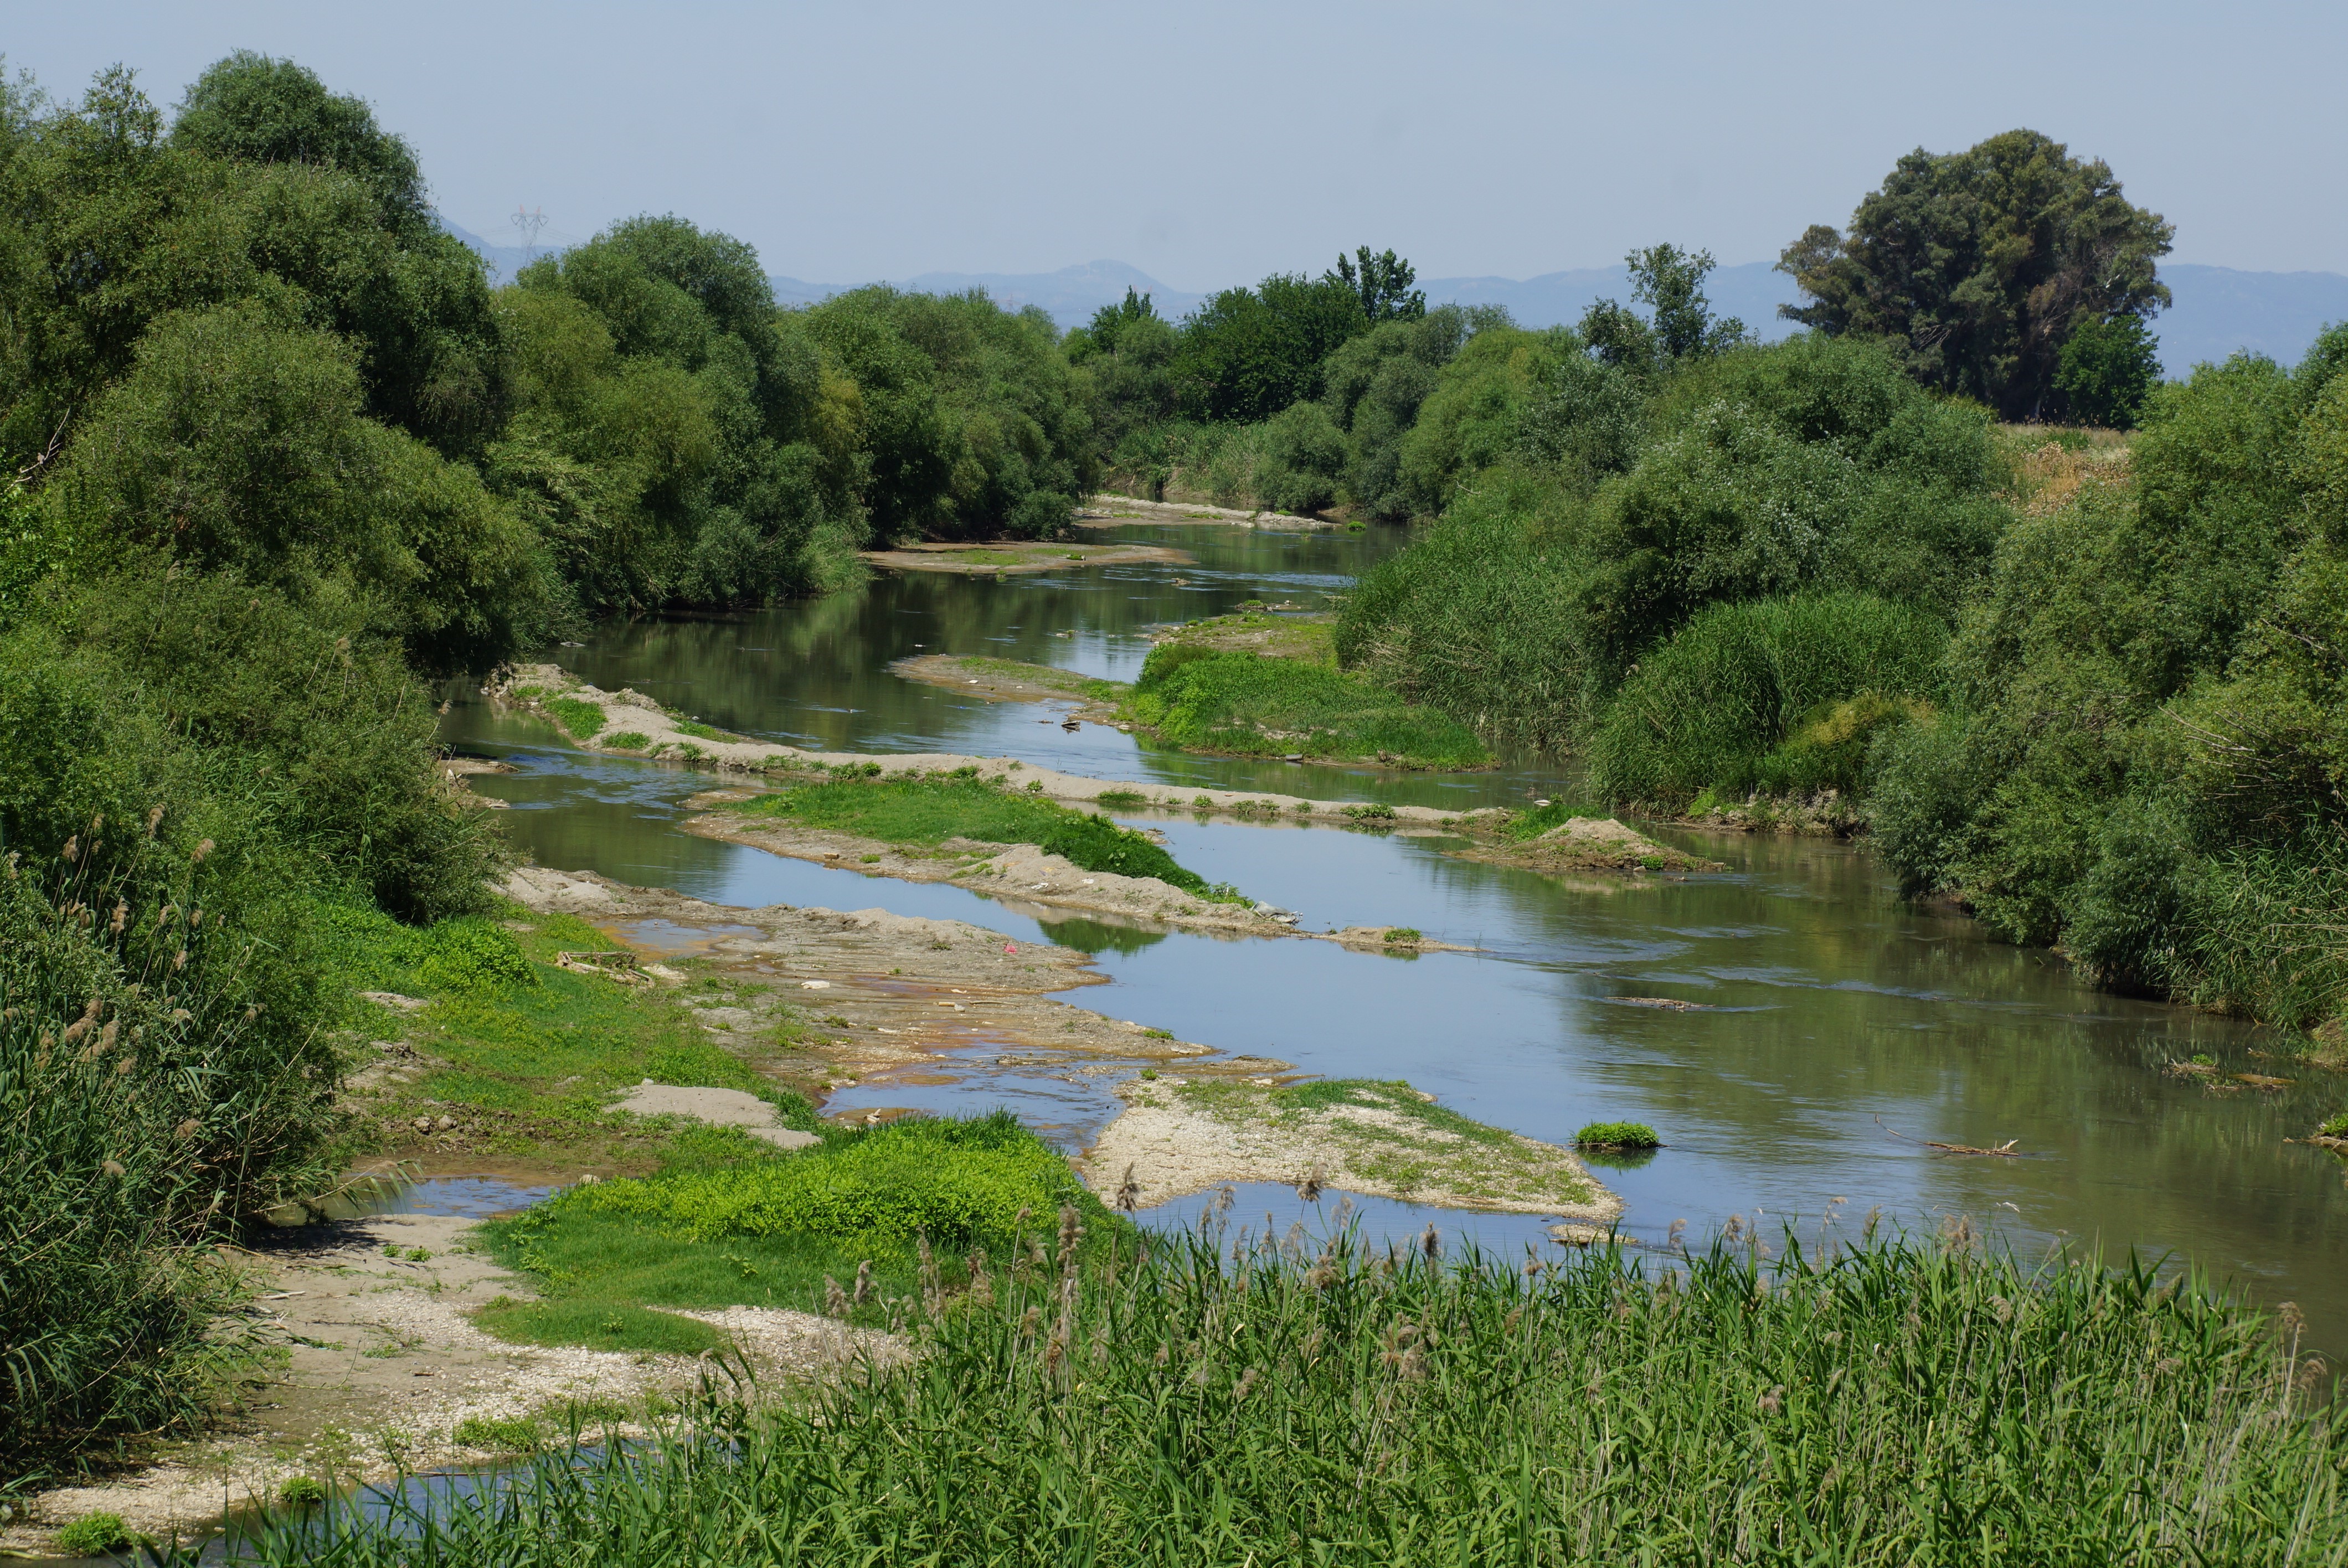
[
  {"left": 545, "top": 695, "right": 606, "bottom": 740},
  {"left": 477, "top": 1113, "right": 1120, "bottom": 1343},
  {"left": 2320, "top": 1111, "right": 2348, "bottom": 1139},
  {"left": 568, "top": 1112, "right": 1081, "bottom": 1246},
  {"left": 1126, "top": 646, "right": 1489, "bottom": 768},
  {"left": 732, "top": 775, "right": 1243, "bottom": 901},
  {"left": 671, "top": 719, "right": 739, "bottom": 742},
  {"left": 603, "top": 730, "right": 650, "bottom": 750},
  {"left": 1382, "top": 927, "right": 1422, "bottom": 944},
  {"left": 449, "top": 1413, "right": 548, "bottom": 1452},
  {"left": 472, "top": 1296, "right": 726, "bottom": 1357},
  {"left": 1574, "top": 1120, "right": 1661, "bottom": 1149},
  {"left": 1095, "top": 789, "right": 1146, "bottom": 807}
]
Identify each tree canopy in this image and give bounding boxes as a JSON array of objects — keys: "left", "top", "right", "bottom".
[{"left": 1777, "top": 129, "right": 2171, "bottom": 420}]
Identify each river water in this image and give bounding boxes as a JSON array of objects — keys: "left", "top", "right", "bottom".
[{"left": 442, "top": 520, "right": 2348, "bottom": 1350}]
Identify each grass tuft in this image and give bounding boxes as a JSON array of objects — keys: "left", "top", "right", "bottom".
[{"left": 1574, "top": 1120, "right": 1661, "bottom": 1148}]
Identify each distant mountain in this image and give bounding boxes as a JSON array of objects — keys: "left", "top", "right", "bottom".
[
  {"left": 1419, "top": 262, "right": 1805, "bottom": 342},
  {"left": 764, "top": 260, "right": 1205, "bottom": 322},
  {"left": 2151, "top": 265, "right": 2348, "bottom": 376},
  {"left": 440, "top": 218, "right": 575, "bottom": 282}
]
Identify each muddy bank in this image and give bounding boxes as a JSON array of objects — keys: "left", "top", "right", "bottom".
[
  {"left": 677, "top": 803, "right": 1476, "bottom": 952},
  {"left": 1083, "top": 1076, "right": 1620, "bottom": 1220},
  {"left": 859, "top": 540, "right": 1191, "bottom": 575}
]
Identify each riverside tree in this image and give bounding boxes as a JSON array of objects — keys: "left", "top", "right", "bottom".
[{"left": 1777, "top": 128, "right": 2172, "bottom": 420}]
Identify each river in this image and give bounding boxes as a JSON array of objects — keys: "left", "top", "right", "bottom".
[{"left": 441, "top": 518, "right": 2348, "bottom": 1351}]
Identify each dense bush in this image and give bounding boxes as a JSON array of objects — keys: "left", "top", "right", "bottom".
[{"left": 1873, "top": 331, "right": 2348, "bottom": 1027}]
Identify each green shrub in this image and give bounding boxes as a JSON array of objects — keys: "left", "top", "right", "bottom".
[
  {"left": 1253, "top": 401, "right": 1348, "bottom": 514},
  {"left": 56, "top": 1513, "right": 132, "bottom": 1554},
  {"left": 1381, "top": 927, "right": 1421, "bottom": 944},
  {"left": 2320, "top": 1112, "right": 2348, "bottom": 1139},
  {"left": 603, "top": 730, "right": 650, "bottom": 750},
  {"left": 569, "top": 1113, "right": 1084, "bottom": 1248},
  {"left": 1574, "top": 1121, "right": 1660, "bottom": 1148},
  {"left": 1095, "top": 790, "right": 1145, "bottom": 807},
  {"left": 279, "top": 1476, "right": 327, "bottom": 1507},
  {"left": 1587, "top": 592, "right": 1944, "bottom": 807}
]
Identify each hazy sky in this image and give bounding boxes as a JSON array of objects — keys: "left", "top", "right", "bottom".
[{"left": 16, "top": 2, "right": 2345, "bottom": 288}]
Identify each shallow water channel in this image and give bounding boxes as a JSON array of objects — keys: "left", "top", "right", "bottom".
[{"left": 443, "top": 520, "right": 2348, "bottom": 1352}]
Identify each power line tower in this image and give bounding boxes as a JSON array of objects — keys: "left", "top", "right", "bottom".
[{"left": 511, "top": 204, "right": 549, "bottom": 262}]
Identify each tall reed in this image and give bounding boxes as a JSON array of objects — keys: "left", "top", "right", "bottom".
[{"left": 224, "top": 1215, "right": 2342, "bottom": 1565}]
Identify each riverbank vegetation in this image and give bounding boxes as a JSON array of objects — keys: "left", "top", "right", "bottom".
[{"left": 221, "top": 1220, "right": 2342, "bottom": 1565}]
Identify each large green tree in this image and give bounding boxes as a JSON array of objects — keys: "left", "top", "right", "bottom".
[
  {"left": 1173, "top": 272, "right": 1367, "bottom": 423},
  {"left": 1778, "top": 130, "right": 2171, "bottom": 420}
]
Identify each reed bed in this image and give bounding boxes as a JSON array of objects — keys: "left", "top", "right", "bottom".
[{"left": 223, "top": 1211, "right": 2342, "bottom": 1566}]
